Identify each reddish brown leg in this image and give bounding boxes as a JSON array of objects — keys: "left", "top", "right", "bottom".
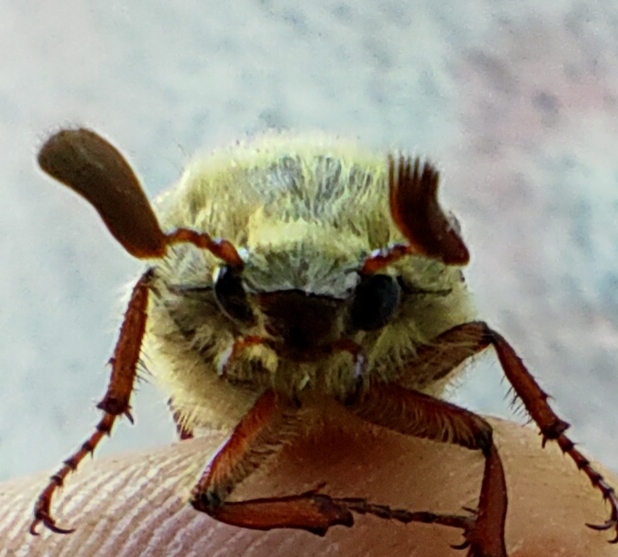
[
  {"left": 482, "top": 323, "right": 618, "bottom": 541},
  {"left": 189, "top": 389, "right": 353, "bottom": 534},
  {"left": 189, "top": 390, "right": 477, "bottom": 536},
  {"left": 342, "top": 382, "right": 507, "bottom": 557},
  {"left": 390, "top": 321, "right": 618, "bottom": 547},
  {"left": 29, "top": 270, "right": 154, "bottom": 535}
]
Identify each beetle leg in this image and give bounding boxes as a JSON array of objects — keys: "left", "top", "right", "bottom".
[
  {"left": 365, "top": 320, "right": 618, "bottom": 551},
  {"left": 342, "top": 382, "right": 507, "bottom": 557},
  {"left": 190, "top": 389, "right": 476, "bottom": 536},
  {"left": 190, "top": 389, "right": 356, "bottom": 534},
  {"left": 29, "top": 270, "right": 153, "bottom": 535},
  {"left": 430, "top": 321, "right": 618, "bottom": 542},
  {"left": 191, "top": 389, "right": 359, "bottom": 534},
  {"left": 479, "top": 322, "right": 618, "bottom": 542}
]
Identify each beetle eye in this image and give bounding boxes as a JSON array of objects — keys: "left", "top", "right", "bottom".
[
  {"left": 350, "top": 274, "right": 401, "bottom": 331},
  {"left": 214, "top": 266, "right": 255, "bottom": 324}
]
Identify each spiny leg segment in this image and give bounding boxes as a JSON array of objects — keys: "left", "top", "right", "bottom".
[
  {"left": 391, "top": 321, "right": 618, "bottom": 550},
  {"left": 31, "top": 128, "right": 244, "bottom": 534},
  {"left": 342, "top": 381, "right": 508, "bottom": 557},
  {"left": 189, "top": 389, "right": 478, "bottom": 538},
  {"left": 30, "top": 270, "right": 153, "bottom": 535}
]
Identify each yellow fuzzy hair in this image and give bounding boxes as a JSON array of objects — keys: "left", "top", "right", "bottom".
[{"left": 142, "top": 132, "right": 476, "bottom": 435}]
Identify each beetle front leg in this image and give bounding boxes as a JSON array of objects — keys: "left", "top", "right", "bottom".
[
  {"left": 189, "top": 389, "right": 357, "bottom": 534},
  {"left": 30, "top": 270, "right": 154, "bottom": 535},
  {"left": 426, "top": 321, "right": 618, "bottom": 541},
  {"left": 342, "top": 382, "right": 508, "bottom": 557},
  {"left": 481, "top": 322, "right": 618, "bottom": 541},
  {"left": 378, "top": 320, "right": 618, "bottom": 552},
  {"left": 189, "top": 389, "right": 477, "bottom": 536}
]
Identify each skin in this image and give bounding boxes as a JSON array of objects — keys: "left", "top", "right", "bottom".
[{"left": 2, "top": 415, "right": 616, "bottom": 557}]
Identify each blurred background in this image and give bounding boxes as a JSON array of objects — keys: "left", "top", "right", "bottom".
[{"left": 1, "top": 0, "right": 617, "bottom": 483}]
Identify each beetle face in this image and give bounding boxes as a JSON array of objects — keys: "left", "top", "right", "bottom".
[{"left": 256, "top": 290, "right": 348, "bottom": 358}]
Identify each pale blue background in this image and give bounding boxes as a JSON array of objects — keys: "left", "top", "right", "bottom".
[{"left": 1, "top": 0, "right": 618, "bottom": 481}]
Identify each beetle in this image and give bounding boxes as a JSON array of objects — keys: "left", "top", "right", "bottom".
[{"left": 29, "top": 128, "right": 618, "bottom": 557}]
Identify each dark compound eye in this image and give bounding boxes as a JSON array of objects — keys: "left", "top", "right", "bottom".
[
  {"left": 350, "top": 274, "right": 401, "bottom": 331},
  {"left": 214, "top": 265, "right": 255, "bottom": 324}
]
